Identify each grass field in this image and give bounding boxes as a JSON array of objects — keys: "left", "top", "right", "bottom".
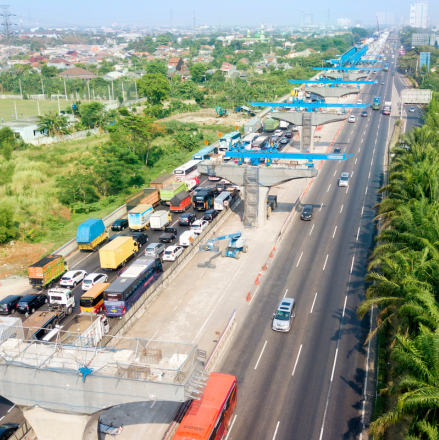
[{"left": 0, "top": 98, "right": 111, "bottom": 123}]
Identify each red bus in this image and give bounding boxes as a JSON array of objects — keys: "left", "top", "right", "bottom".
[{"left": 173, "top": 373, "right": 237, "bottom": 440}]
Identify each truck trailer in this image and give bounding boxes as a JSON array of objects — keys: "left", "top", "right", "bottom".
[
  {"left": 170, "top": 190, "right": 192, "bottom": 213},
  {"left": 23, "top": 309, "right": 69, "bottom": 340},
  {"left": 99, "top": 236, "right": 138, "bottom": 270},
  {"left": 28, "top": 254, "right": 66, "bottom": 290},
  {"left": 76, "top": 219, "right": 108, "bottom": 251},
  {"left": 149, "top": 210, "right": 170, "bottom": 231},
  {"left": 160, "top": 182, "right": 186, "bottom": 205},
  {"left": 264, "top": 118, "right": 280, "bottom": 132},
  {"left": 244, "top": 118, "right": 262, "bottom": 135},
  {"left": 383, "top": 101, "right": 391, "bottom": 115},
  {"left": 58, "top": 314, "right": 109, "bottom": 346},
  {"left": 149, "top": 174, "right": 176, "bottom": 190},
  {"left": 140, "top": 188, "right": 161, "bottom": 207},
  {"left": 128, "top": 204, "right": 154, "bottom": 231}
]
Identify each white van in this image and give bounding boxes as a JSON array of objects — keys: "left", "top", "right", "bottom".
[
  {"left": 214, "top": 191, "right": 232, "bottom": 211},
  {"left": 179, "top": 230, "right": 196, "bottom": 247}
]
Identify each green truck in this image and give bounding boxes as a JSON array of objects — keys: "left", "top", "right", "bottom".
[
  {"left": 28, "top": 254, "right": 66, "bottom": 290},
  {"left": 160, "top": 182, "right": 187, "bottom": 205},
  {"left": 264, "top": 118, "right": 280, "bottom": 132}
]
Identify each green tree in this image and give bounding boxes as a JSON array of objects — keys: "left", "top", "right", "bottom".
[
  {"left": 137, "top": 73, "right": 170, "bottom": 105},
  {"left": 37, "top": 111, "right": 70, "bottom": 137},
  {"left": 41, "top": 64, "right": 58, "bottom": 78},
  {"left": 79, "top": 102, "right": 105, "bottom": 128},
  {"left": 145, "top": 61, "right": 167, "bottom": 76},
  {"left": 189, "top": 63, "right": 207, "bottom": 82},
  {"left": 173, "top": 131, "right": 197, "bottom": 150},
  {"left": 0, "top": 204, "right": 16, "bottom": 243}
]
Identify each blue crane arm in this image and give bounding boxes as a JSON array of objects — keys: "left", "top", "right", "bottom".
[
  {"left": 248, "top": 101, "right": 367, "bottom": 108},
  {"left": 288, "top": 79, "right": 374, "bottom": 85},
  {"left": 209, "top": 232, "right": 242, "bottom": 242},
  {"left": 224, "top": 152, "right": 353, "bottom": 161},
  {"left": 312, "top": 67, "right": 381, "bottom": 71}
]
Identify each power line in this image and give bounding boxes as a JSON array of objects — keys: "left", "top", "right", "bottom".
[{"left": 0, "top": 5, "right": 17, "bottom": 62}]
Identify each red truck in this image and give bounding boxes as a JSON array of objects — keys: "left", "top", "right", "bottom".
[{"left": 170, "top": 190, "right": 191, "bottom": 213}]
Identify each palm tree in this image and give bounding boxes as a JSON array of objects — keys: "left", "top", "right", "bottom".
[{"left": 37, "top": 111, "right": 70, "bottom": 137}]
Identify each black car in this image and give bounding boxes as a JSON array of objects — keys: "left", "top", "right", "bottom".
[
  {"left": 0, "top": 424, "right": 19, "bottom": 440},
  {"left": 179, "top": 213, "right": 197, "bottom": 225},
  {"left": 159, "top": 227, "right": 178, "bottom": 243},
  {"left": 361, "top": 110, "right": 368, "bottom": 117},
  {"left": 0, "top": 295, "right": 22, "bottom": 315},
  {"left": 333, "top": 147, "right": 341, "bottom": 154},
  {"left": 285, "top": 131, "right": 292, "bottom": 138},
  {"left": 300, "top": 205, "right": 314, "bottom": 221},
  {"left": 124, "top": 232, "right": 148, "bottom": 248},
  {"left": 17, "top": 293, "right": 46, "bottom": 314},
  {"left": 111, "top": 219, "right": 128, "bottom": 231},
  {"left": 203, "top": 209, "right": 219, "bottom": 222}
]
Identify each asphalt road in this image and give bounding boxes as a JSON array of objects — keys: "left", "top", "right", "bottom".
[{"left": 220, "top": 45, "right": 422, "bottom": 440}]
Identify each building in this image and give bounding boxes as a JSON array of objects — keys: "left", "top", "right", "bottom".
[
  {"left": 168, "top": 57, "right": 183, "bottom": 72},
  {"left": 58, "top": 66, "right": 96, "bottom": 80},
  {"left": 337, "top": 18, "right": 351, "bottom": 27},
  {"left": 47, "top": 58, "right": 73, "bottom": 70},
  {"left": 411, "top": 33, "right": 436, "bottom": 46},
  {"left": 410, "top": 1, "right": 428, "bottom": 28},
  {"left": 219, "top": 62, "right": 237, "bottom": 78}
]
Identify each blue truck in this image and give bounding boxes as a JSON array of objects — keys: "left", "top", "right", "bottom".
[
  {"left": 76, "top": 219, "right": 108, "bottom": 251},
  {"left": 373, "top": 96, "right": 381, "bottom": 110}
]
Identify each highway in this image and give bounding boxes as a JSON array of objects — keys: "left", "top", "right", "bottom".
[{"left": 220, "top": 45, "right": 420, "bottom": 440}]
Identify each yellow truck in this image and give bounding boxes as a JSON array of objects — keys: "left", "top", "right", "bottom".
[{"left": 99, "top": 236, "right": 139, "bottom": 270}]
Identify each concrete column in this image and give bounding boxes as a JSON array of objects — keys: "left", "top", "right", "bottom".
[
  {"left": 300, "top": 125, "right": 316, "bottom": 152},
  {"left": 24, "top": 407, "right": 93, "bottom": 440},
  {"left": 257, "top": 186, "right": 270, "bottom": 228}
]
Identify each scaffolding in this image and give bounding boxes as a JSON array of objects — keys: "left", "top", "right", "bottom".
[{"left": 243, "top": 167, "right": 259, "bottom": 228}]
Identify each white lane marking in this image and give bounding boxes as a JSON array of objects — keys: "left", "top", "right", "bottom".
[
  {"left": 330, "top": 348, "right": 339, "bottom": 382},
  {"left": 357, "top": 227, "right": 360, "bottom": 241},
  {"left": 342, "top": 295, "right": 348, "bottom": 318},
  {"left": 171, "top": 219, "right": 179, "bottom": 226},
  {"left": 340, "top": 205, "right": 343, "bottom": 214},
  {"left": 150, "top": 328, "right": 160, "bottom": 341},
  {"left": 355, "top": 158, "right": 357, "bottom": 164},
  {"left": 361, "top": 205, "right": 364, "bottom": 216},
  {"left": 272, "top": 421, "right": 280, "bottom": 440},
  {"left": 333, "top": 170, "right": 337, "bottom": 177},
  {"left": 254, "top": 341, "right": 268, "bottom": 370},
  {"left": 365, "top": 187, "right": 368, "bottom": 195},
  {"left": 348, "top": 138, "right": 350, "bottom": 142},
  {"left": 371, "top": 159, "right": 373, "bottom": 166},
  {"left": 361, "top": 138, "right": 363, "bottom": 143},
  {"left": 7, "top": 405, "right": 16, "bottom": 413},
  {"left": 225, "top": 415, "right": 237, "bottom": 440},
  {"left": 352, "top": 171, "right": 354, "bottom": 178},
  {"left": 319, "top": 203, "right": 323, "bottom": 211},
  {"left": 0, "top": 416, "right": 4, "bottom": 422},
  {"left": 310, "top": 293, "right": 318, "bottom": 313},
  {"left": 327, "top": 184, "right": 331, "bottom": 192},
  {"left": 373, "top": 148, "right": 375, "bottom": 154},
  {"left": 332, "top": 226, "right": 337, "bottom": 238},
  {"left": 309, "top": 224, "right": 315, "bottom": 236},
  {"left": 292, "top": 345, "right": 303, "bottom": 376},
  {"left": 296, "top": 252, "right": 303, "bottom": 267},
  {"left": 368, "top": 170, "right": 371, "bottom": 179},
  {"left": 248, "top": 286, "right": 260, "bottom": 305},
  {"left": 284, "top": 289, "right": 288, "bottom": 298},
  {"left": 350, "top": 257, "right": 355, "bottom": 273},
  {"left": 364, "top": 131, "right": 366, "bottom": 135},
  {"left": 346, "top": 186, "right": 349, "bottom": 194},
  {"left": 323, "top": 254, "right": 329, "bottom": 271},
  {"left": 358, "top": 148, "right": 361, "bottom": 153},
  {"left": 173, "top": 306, "right": 177, "bottom": 311},
  {"left": 71, "top": 252, "right": 94, "bottom": 269}
]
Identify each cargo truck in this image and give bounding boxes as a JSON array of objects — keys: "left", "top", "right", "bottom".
[
  {"left": 149, "top": 210, "right": 170, "bottom": 231},
  {"left": 140, "top": 188, "right": 160, "bottom": 208},
  {"left": 170, "top": 190, "right": 192, "bottom": 212},
  {"left": 383, "top": 101, "right": 391, "bottom": 115},
  {"left": 23, "top": 309, "right": 69, "bottom": 341},
  {"left": 99, "top": 236, "right": 138, "bottom": 270},
  {"left": 128, "top": 204, "right": 154, "bottom": 231},
  {"left": 279, "top": 120, "right": 289, "bottom": 129},
  {"left": 47, "top": 287, "right": 75, "bottom": 315},
  {"left": 160, "top": 182, "right": 186, "bottom": 205},
  {"left": 76, "top": 219, "right": 108, "bottom": 251},
  {"left": 244, "top": 118, "right": 262, "bottom": 135},
  {"left": 28, "top": 254, "right": 66, "bottom": 290},
  {"left": 264, "top": 118, "right": 280, "bottom": 132},
  {"left": 373, "top": 96, "right": 381, "bottom": 110},
  {"left": 149, "top": 174, "right": 176, "bottom": 190}
]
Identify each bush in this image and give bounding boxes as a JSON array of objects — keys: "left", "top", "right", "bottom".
[{"left": 0, "top": 204, "right": 17, "bottom": 243}]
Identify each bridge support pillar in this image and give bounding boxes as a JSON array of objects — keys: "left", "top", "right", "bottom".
[
  {"left": 23, "top": 407, "right": 95, "bottom": 440},
  {"left": 258, "top": 186, "right": 270, "bottom": 228}
]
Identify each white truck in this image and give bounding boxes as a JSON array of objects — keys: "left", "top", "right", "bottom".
[
  {"left": 47, "top": 287, "right": 75, "bottom": 315},
  {"left": 149, "top": 210, "right": 170, "bottom": 231},
  {"left": 383, "top": 101, "right": 392, "bottom": 115},
  {"left": 279, "top": 120, "right": 289, "bottom": 129}
]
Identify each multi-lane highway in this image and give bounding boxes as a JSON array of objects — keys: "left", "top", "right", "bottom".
[{"left": 219, "top": 46, "right": 420, "bottom": 440}]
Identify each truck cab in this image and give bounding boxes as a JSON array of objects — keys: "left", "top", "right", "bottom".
[{"left": 47, "top": 288, "right": 75, "bottom": 315}]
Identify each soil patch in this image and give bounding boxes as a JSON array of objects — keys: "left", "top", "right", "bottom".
[{"left": 160, "top": 108, "right": 251, "bottom": 127}]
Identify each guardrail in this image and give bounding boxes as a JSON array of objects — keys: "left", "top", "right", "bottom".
[{"left": 10, "top": 421, "right": 34, "bottom": 440}]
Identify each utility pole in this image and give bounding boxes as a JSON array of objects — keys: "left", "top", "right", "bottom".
[
  {"left": 108, "top": 85, "right": 111, "bottom": 102},
  {"left": 63, "top": 78, "right": 68, "bottom": 102},
  {"left": 111, "top": 80, "right": 114, "bottom": 101},
  {"left": 37, "top": 98, "right": 40, "bottom": 116},
  {"left": 18, "top": 78, "right": 22, "bottom": 98},
  {"left": 134, "top": 80, "right": 138, "bottom": 99},
  {"left": 121, "top": 81, "right": 125, "bottom": 102},
  {"left": 41, "top": 78, "right": 45, "bottom": 97},
  {"left": 14, "top": 100, "right": 17, "bottom": 119},
  {"left": 87, "top": 81, "right": 91, "bottom": 102},
  {"left": 57, "top": 95, "right": 60, "bottom": 113}
]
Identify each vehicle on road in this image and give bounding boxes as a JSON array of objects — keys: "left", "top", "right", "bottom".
[
  {"left": 173, "top": 159, "right": 200, "bottom": 182},
  {"left": 163, "top": 245, "right": 184, "bottom": 262},
  {"left": 291, "top": 124, "right": 299, "bottom": 132},
  {"left": 172, "top": 373, "right": 237, "bottom": 440},
  {"left": 170, "top": 190, "right": 191, "bottom": 213},
  {"left": 373, "top": 96, "right": 381, "bottom": 110},
  {"left": 208, "top": 175, "right": 221, "bottom": 181},
  {"left": 18, "top": 293, "right": 46, "bottom": 314},
  {"left": 274, "top": 129, "right": 283, "bottom": 137},
  {"left": 76, "top": 219, "right": 108, "bottom": 251},
  {"left": 149, "top": 210, "right": 170, "bottom": 231},
  {"left": 361, "top": 110, "right": 368, "bottom": 117},
  {"left": 214, "top": 191, "right": 232, "bottom": 211},
  {"left": 0, "top": 423, "right": 20, "bottom": 439},
  {"left": 160, "top": 182, "right": 187, "bottom": 205},
  {"left": 144, "top": 243, "right": 165, "bottom": 258},
  {"left": 179, "top": 213, "right": 197, "bottom": 226},
  {"left": 128, "top": 204, "right": 154, "bottom": 231},
  {"left": 348, "top": 115, "right": 356, "bottom": 123},
  {"left": 82, "top": 273, "right": 108, "bottom": 291},
  {"left": 159, "top": 227, "right": 178, "bottom": 243},
  {"left": 285, "top": 131, "right": 292, "bottom": 138},
  {"left": 338, "top": 172, "right": 350, "bottom": 187},
  {"left": 80, "top": 283, "right": 109, "bottom": 313},
  {"left": 99, "top": 236, "right": 138, "bottom": 270},
  {"left": 357, "top": 99, "right": 362, "bottom": 104},
  {"left": 203, "top": 209, "right": 218, "bottom": 222},
  {"left": 60, "top": 270, "right": 87, "bottom": 288},
  {"left": 267, "top": 195, "right": 278, "bottom": 218},
  {"left": 381, "top": 81, "right": 385, "bottom": 85},
  {"left": 47, "top": 287, "right": 75, "bottom": 315},
  {"left": 0, "top": 295, "right": 22, "bottom": 315},
  {"left": 28, "top": 254, "right": 66, "bottom": 290},
  {"left": 103, "top": 257, "right": 163, "bottom": 318},
  {"left": 264, "top": 118, "right": 280, "bottom": 132},
  {"left": 193, "top": 187, "right": 218, "bottom": 211},
  {"left": 272, "top": 298, "right": 296, "bottom": 332},
  {"left": 111, "top": 219, "right": 128, "bottom": 231},
  {"left": 191, "top": 220, "right": 209, "bottom": 235},
  {"left": 300, "top": 205, "right": 314, "bottom": 221},
  {"left": 409, "top": 106, "right": 415, "bottom": 112},
  {"left": 333, "top": 147, "right": 341, "bottom": 153},
  {"left": 126, "top": 232, "right": 148, "bottom": 248},
  {"left": 244, "top": 117, "right": 262, "bottom": 135},
  {"left": 280, "top": 137, "right": 289, "bottom": 144},
  {"left": 383, "top": 101, "right": 391, "bottom": 115},
  {"left": 374, "top": 81, "right": 378, "bottom": 84},
  {"left": 180, "top": 230, "right": 196, "bottom": 247}
]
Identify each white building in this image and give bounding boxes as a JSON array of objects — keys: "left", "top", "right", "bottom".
[
  {"left": 337, "top": 18, "right": 351, "bottom": 27},
  {"left": 410, "top": 1, "right": 428, "bottom": 28}
]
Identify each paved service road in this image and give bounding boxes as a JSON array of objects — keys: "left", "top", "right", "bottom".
[{"left": 219, "top": 45, "right": 422, "bottom": 440}]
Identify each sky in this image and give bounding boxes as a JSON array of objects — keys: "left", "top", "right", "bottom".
[{"left": 7, "top": 0, "right": 438, "bottom": 29}]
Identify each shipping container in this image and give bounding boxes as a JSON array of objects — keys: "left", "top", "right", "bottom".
[
  {"left": 149, "top": 174, "right": 176, "bottom": 190},
  {"left": 128, "top": 204, "right": 154, "bottom": 231},
  {"left": 244, "top": 117, "right": 262, "bottom": 135},
  {"left": 140, "top": 188, "right": 160, "bottom": 207},
  {"left": 170, "top": 190, "right": 192, "bottom": 213},
  {"left": 28, "top": 254, "right": 65, "bottom": 290},
  {"left": 76, "top": 219, "right": 108, "bottom": 251},
  {"left": 149, "top": 210, "right": 169, "bottom": 231},
  {"left": 99, "top": 236, "right": 138, "bottom": 270},
  {"left": 160, "top": 182, "right": 187, "bottom": 205}
]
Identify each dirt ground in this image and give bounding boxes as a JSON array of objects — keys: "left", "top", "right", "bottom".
[
  {"left": 0, "top": 241, "right": 50, "bottom": 280},
  {"left": 159, "top": 108, "right": 251, "bottom": 127}
]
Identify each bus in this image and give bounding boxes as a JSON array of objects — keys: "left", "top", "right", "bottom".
[
  {"left": 193, "top": 188, "right": 218, "bottom": 211},
  {"left": 173, "top": 160, "right": 200, "bottom": 182},
  {"left": 80, "top": 283, "right": 109, "bottom": 314},
  {"left": 218, "top": 131, "right": 241, "bottom": 153},
  {"left": 173, "top": 373, "right": 237, "bottom": 440},
  {"left": 193, "top": 145, "right": 218, "bottom": 161},
  {"left": 242, "top": 132, "right": 259, "bottom": 148},
  {"left": 103, "top": 257, "right": 163, "bottom": 318}
]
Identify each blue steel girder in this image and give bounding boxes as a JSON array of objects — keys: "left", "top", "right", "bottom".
[
  {"left": 350, "top": 45, "right": 369, "bottom": 65},
  {"left": 336, "top": 46, "right": 359, "bottom": 67},
  {"left": 248, "top": 101, "right": 367, "bottom": 109},
  {"left": 288, "top": 79, "right": 374, "bottom": 85},
  {"left": 312, "top": 67, "right": 381, "bottom": 71},
  {"left": 224, "top": 151, "right": 354, "bottom": 161}
]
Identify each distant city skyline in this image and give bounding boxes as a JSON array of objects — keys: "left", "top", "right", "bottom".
[{"left": 6, "top": 0, "right": 438, "bottom": 29}]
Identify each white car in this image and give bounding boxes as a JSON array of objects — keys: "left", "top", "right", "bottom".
[
  {"left": 409, "top": 106, "right": 415, "bottom": 112},
  {"left": 191, "top": 220, "right": 209, "bottom": 235},
  {"left": 357, "top": 99, "right": 362, "bottom": 104},
  {"left": 60, "top": 270, "right": 87, "bottom": 288},
  {"left": 208, "top": 175, "right": 221, "bottom": 181},
  {"left": 338, "top": 172, "right": 350, "bottom": 187},
  {"left": 348, "top": 115, "right": 356, "bottom": 123},
  {"left": 81, "top": 273, "right": 108, "bottom": 291},
  {"left": 274, "top": 129, "right": 283, "bottom": 136},
  {"left": 163, "top": 245, "right": 184, "bottom": 262}
]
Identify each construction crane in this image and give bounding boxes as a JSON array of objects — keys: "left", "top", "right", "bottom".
[{"left": 199, "top": 232, "right": 248, "bottom": 259}]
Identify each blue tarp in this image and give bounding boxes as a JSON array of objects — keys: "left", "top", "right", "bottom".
[{"left": 76, "top": 219, "right": 105, "bottom": 244}]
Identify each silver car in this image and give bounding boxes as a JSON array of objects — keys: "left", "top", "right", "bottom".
[
  {"left": 338, "top": 172, "right": 350, "bottom": 187},
  {"left": 272, "top": 298, "right": 296, "bottom": 332},
  {"left": 144, "top": 243, "right": 165, "bottom": 258}
]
